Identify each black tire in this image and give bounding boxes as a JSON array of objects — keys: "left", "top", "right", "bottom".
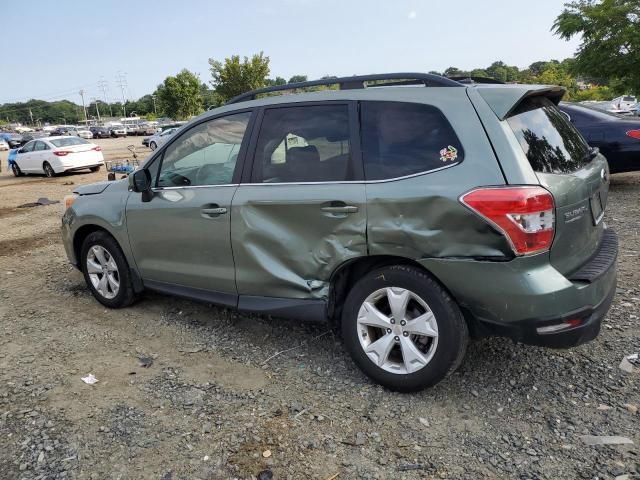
[
  {"left": 11, "top": 163, "right": 23, "bottom": 177},
  {"left": 80, "top": 231, "right": 137, "bottom": 308},
  {"left": 90, "top": 166, "right": 101, "bottom": 173},
  {"left": 149, "top": 141, "right": 157, "bottom": 151},
  {"left": 43, "top": 162, "right": 56, "bottom": 178},
  {"left": 341, "top": 265, "right": 468, "bottom": 392}
]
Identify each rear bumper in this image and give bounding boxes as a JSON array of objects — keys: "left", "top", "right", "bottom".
[{"left": 419, "top": 227, "right": 618, "bottom": 349}]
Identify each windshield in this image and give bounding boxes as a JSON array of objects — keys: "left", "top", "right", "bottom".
[
  {"left": 51, "top": 137, "right": 89, "bottom": 147},
  {"left": 507, "top": 97, "right": 590, "bottom": 174}
]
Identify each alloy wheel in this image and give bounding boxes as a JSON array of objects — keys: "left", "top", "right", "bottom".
[
  {"left": 86, "top": 245, "right": 120, "bottom": 299},
  {"left": 357, "top": 287, "right": 439, "bottom": 374}
]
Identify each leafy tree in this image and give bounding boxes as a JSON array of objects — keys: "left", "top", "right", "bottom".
[
  {"left": 156, "top": 69, "right": 203, "bottom": 120},
  {"left": 265, "top": 76, "right": 287, "bottom": 86},
  {"left": 443, "top": 67, "right": 466, "bottom": 77},
  {"left": 209, "top": 52, "right": 270, "bottom": 102},
  {"left": 288, "top": 75, "right": 308, "bottom": 84},
  {"left": 553, "top": 0, "right": 640, "bottom": 94}
]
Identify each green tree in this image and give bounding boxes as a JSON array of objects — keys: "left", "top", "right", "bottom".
[
  {"left": 443, "top": 67, "right": 466, "bottom": 77},
  {"left": 288, "top": 75, "right": 308, "bottom": 83},
  {"left": 553, "top": 0, "right": 640, "bottom": 94},
  {"left": 265, "top": 76, "right": 287, "bottom": 86},
  {"left": 208, "top": 52, "right": 270, "bottom": 102},
  {"left": 156, "top": 69, "right": 203, "bottom": 120}
]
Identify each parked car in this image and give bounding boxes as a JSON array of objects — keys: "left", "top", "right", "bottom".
[
  {"left": 61, "top": 73, "right": 617, "bottom": 392},
  {"left": 610, "top": 95, "right": 637, "bottom": 112},
  {"left": 75, "top": 127, "right": 93, "bottom": 140},
  {"left": 89, "top": 126, "right": 111, "bottom": 139},
  {"left": 139, "top": 122, "right": 161, "bottom": 136},
  {"left": 145, "top": 127, "right": 177, "bottom": 150},
  {"left": 19, "top": 132, "right": 49, "bottom": 146},
  {"left": 11, "top": 136, "right": 103, "bottom": 177},
  {"left": 0, "top": 139, "right": 9, "bottom": 151},
  {"left": 1, "top": 133, "right": 23, "bottom": 148},
  {"left": 559, "top": 102, "right": 640, "bottom": 173},
  {"left": 50, "top": 126, "right": 75, "bottom": 136},
  {"left": 109, "top": 125, "right": 127, "bottom": 138}
]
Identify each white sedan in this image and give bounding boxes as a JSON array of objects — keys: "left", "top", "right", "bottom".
[{"left": 11, "top": 136, "right": 104, "bottom": 177}]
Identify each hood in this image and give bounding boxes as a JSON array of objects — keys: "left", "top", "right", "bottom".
[{"left": 74, "top": 181, "right": 112, "bottom": 195}]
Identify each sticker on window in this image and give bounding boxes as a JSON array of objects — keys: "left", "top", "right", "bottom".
[{"left": 439, "top": 145, "right": 458, "bottom": 162}]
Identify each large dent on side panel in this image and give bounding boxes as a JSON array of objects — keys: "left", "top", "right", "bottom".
[
  {"left": 368, "top": 195, "right": 512, "bottom": 259},
  {"left": 236, "top": 202, "right": 367, "bottom": 299}
]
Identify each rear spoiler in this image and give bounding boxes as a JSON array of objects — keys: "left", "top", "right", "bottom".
[{"left": 474, "top": 84, "right": 566, "bottom": 121}]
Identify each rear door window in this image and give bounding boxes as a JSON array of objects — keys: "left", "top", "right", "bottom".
[
  {"left": 360, "top": 101, "right": 464, "bottom": 181},
  {"left": 251, "top": 105, "right": 352, "bottom": 183},
  {"left": 506, "top": 97, "right": 590, "bottom": 174}
]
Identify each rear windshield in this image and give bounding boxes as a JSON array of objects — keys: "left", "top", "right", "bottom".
[
  {"left": 506, "top": 97, "right": 590, "bottom": 174},
  {"left": 51, "top": 137, "right": 89, "bottom": 147}
]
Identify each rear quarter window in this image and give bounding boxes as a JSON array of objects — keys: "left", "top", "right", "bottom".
[
  {"left": 506, "top": 97, "right": 590, "bottom": 174},
  {"left": 360, "top": 101, "right": 464, "bottom": 181}
]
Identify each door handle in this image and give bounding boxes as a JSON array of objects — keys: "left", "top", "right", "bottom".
[
  {"left": 321, "top": 205, "right": 358, "bottom": 214},
  {"left": 201, "top": 206, "right": 227, "bottom": 217}
]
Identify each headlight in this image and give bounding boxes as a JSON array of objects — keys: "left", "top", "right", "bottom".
[{"left": 63, "top": 194, "right": 78, "bottom": 213}]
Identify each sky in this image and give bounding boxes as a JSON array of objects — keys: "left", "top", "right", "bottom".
[{"left": 1, "top": 0, "right": 580, "bottom": 105}]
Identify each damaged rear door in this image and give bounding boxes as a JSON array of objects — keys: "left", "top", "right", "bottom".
[{"left": 231, "top": 102, "right": 366, "bottom": 304}]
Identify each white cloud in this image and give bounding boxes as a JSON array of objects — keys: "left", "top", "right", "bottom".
[{"left": 408, "top": 11, "right": 417, "bottom": 20}]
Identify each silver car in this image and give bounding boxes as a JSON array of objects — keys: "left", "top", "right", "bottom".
[{"left": 146, "top": 127, "right": 178, "bottom": 150}]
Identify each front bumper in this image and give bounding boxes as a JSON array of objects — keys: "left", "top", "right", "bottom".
[{"left": 419, "top": 228, "right": 618, "bottom": 349}]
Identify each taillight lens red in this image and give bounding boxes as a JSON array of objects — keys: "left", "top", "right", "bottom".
[
  {"left": 461, "top": 186, "right": 555, "bottom": 256},
  {"left": 53, "top": 150, "right": 70, "bottom": 156},
  {"left": 93, "top": 146, "right": 102, "bottom": 151},
  {"left": 625, "top": 129, "right": 640, "bottom": 139}
]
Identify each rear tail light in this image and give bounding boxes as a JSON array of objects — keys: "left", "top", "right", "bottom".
[
  {"left": 536, "top": 318, "right": 582, "bottom": 334},
  {"left": 625, "top": 129, "right": 640, "bottom": 139},
  {"left": 53, "top": 150, "right": 70, "bottom": 156},
  {"left": 93, "top": 146, "right": 102, "bottom": 151},
  {"left": 461, "top": 186, "right": 555, "bottom": 256}
]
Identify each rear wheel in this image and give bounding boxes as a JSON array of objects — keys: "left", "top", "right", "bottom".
[
  {"left": 341, "top": 265, "right": 468, "bottom": 392},
  {"left": 90, "top": 166, "right": 101, "bottom": 173},
  {"left": 43, "top": 162, "right": 55, "bottom": 177},
  {"left": 11, "top": 163, "right": 23, "bottom": 177},
  {"left": 80, "top": 231, "right": 136, "bottom": 308},
  {"left": 149, "top": 141, "right": 157, "bottom": 151}
]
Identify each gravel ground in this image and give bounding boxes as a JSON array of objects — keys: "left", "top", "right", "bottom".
[{"left": 0, "top": 139, "right": 638, "bottom": 480}]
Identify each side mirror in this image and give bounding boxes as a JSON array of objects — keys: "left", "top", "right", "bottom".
[{"left": 130, "top": 169, "right": 154, "bottom": 202}]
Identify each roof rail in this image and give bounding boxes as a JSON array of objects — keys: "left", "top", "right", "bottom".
[
  {"left": 225, "top": 72, "right": 462, "bottom": 105},
  {"left": 447, "top": 76, "right": 505, "bottom": 85}
]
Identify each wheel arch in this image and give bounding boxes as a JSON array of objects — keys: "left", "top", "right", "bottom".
[
  {"left": 328, "top": 255, "right": 475, "bottom": 333},
  {"left": 73, "top": 224, "right": 144, "bottom": 293}
]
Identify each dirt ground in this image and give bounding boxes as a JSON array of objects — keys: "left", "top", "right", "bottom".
[{"left": 0, "top": 137, "right": 638, "bottom": 480}]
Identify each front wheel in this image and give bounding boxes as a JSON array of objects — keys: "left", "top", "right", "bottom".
[
  {"left": 149, "top": 141, "right": 157, "bottom": 151},
  {"left": 90, "top": 166, "right": 101, "bottom": 172},
  {"left": 341, "top": 265, "right": 468, "bottom": 392},
  {"left": 11, "top": 163, "right": 23, "bottom": 177},
  {"left": 43, "top": 162, "right": 56, "bottom": 177},
  {"left": 80, "top": 231, "right": 137, "bottom": 308}
]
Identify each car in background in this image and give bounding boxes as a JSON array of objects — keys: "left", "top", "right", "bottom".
[
  {"left": 42, "top": 125, "right": 57, "bottom": 134},
  {"left": 10, "top": 136, "right": 104, "bottom": 177},
  {"left": 610, "top": 95, "right": 637, "bottom": 112},
  {"left": 108, "top": 125, "right": 127, "bottom": 138},
  {"left": 0, "top": 139, "right": 9, "bottom": 151},
  {"left": 139, "top": 122, "right": 161, "bottom": 136},
  {"left": 90, "top": 126, "right": 111, "bottom": 139},
  {"left": 75, "top": 127, "right": 93, "bottom": 140},
  {"left": 559, "top": 102, "right": 640, "bottom": 173},
  {"left": 144, "top": 127, "right": 177, "bottom": 150},
  {"left": 50, "top": 126, "right": 75, "bottom": 136},
  {"left": 19, "top": 132, "right": 49, "bottom": 146}
]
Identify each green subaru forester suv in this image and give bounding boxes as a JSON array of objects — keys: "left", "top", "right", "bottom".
[{"left": 61, "top": 73, "right": 617, "bottom": 392}]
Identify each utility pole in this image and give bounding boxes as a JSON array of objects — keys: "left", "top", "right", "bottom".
[
  {"left": 79, "top": 89, "right": 88, "bottom": 124},
  {"left": 98, "top": 77, "right": 113, "bottom": 117},
  {"left": 152, "top": 95, "right": 157, "bottom": 115},
  {"left": 116, "top": 71, "right": 128, "bottom": 118},
  {"left": 91, "top": 97, "right": 101, "bottom": 122}
]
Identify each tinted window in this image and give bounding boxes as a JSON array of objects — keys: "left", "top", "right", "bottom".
[
  {"left": 21, "top": 141, "right": 35, "bottom": 152},
  {"left": 51, "top": 137, "right": 89, "bottom": 147},
  {"left": 34, "top": 141, "right": 48, "bottom": 151},
  {"left": 507, "top": 97, "right": 590, "bottom": 174},
  {"left": 361, "top": 101, "right": 463, "bottom": 181},
  {"left": 157, "top": 112, "right": 250, "bottom": 187},
  {"left": 252, "top": 105, "right": 351, "bottom": 183}
]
